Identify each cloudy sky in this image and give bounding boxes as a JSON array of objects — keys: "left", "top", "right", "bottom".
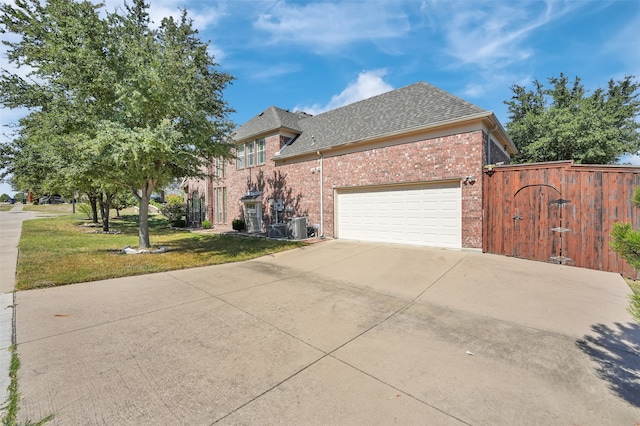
[{"left": 1, "top": 0, "right": 639, "bottom": 195}]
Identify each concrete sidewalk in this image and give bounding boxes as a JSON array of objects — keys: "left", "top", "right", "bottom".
[
  {"left": 0, "top": 203, "right": 41, "bottom": 413},
  {"left": 8, "top": 236, "right": 640, "bottom": 424}
]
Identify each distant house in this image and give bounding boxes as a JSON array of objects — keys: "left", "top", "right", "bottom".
[{"left": 183, "top": 82, "right": 516, "bottom": 249}]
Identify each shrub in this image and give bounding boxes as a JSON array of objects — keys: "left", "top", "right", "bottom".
[
  {"left": 159, "top": 195, "right": 186, "bottom": 227},
  {"left": 201, "top": 220, "right": 212, "bottom": 229},
  {"left": 232, "top": 218, "right": 245, "bottom": 231},
  {"left": 77, "top": 203, "right": 93, "bottom": 219},
  {"left": 611, "top": 223, "right": 640, "bottom": 270},
  {"left": 610, "top": 186, "right": 640, "bottom": 322}
]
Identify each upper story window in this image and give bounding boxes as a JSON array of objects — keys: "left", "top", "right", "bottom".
[
  {"left": 236, "top": 144, "right": 245, "bottom": 169},
  {"left": 257, "top": 139, "right": 266, "bottom": 165},
  {"left": 213, "top": 158, "right": 226, "bottom": 178},
  {"left": 246, "top": 141, "right": 255, "bottom": 167},
  {"left": 237, "top": 138, "right": 266, "bottom": 169}
]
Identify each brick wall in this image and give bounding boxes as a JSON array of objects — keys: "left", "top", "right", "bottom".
[
  {"left": 316, "top": 130, "right": 485, "bottom": 248},
  {"left": 194, "top": 128, "right": 487, "bottom": 248},
  {"left": 223, "top": 134, "right": 316, "bottom": 226}
]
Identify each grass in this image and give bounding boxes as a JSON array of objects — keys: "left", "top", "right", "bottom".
[
  {"left": 2, "top": 345, "right": 19, "bottom": 425},
  {"left": 1, "top": 345, "right": 54, "bottom": 425},
  {"left": 22, "top": 204, "right": 78, "bottom": 214},
  {"left": 625, "top": 278, "right": 640, "bottom": 322},
  {"left": 16, "top": 213, "right": 305, "bottom": 290}
]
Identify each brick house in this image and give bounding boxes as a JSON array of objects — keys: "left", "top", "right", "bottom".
[{"left": 184, "top": 82, "right": 516, "bottom": 249}]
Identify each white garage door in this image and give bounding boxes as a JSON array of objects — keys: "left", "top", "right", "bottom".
[{"left": 336, "top": 181, "right": 461, "bottom": 248}]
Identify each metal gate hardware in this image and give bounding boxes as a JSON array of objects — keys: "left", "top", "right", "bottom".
[{"left": 549, "top": 199, "right": 571, "bottom": 205}]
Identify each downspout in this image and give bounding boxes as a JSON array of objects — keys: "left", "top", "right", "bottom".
[{"left": 317, "top": 150, "right": 324, "bottom": 237}]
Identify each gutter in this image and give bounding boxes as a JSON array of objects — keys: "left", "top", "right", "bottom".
[{"left": 275, "top": 111, "right": 517, "bottom": 161}]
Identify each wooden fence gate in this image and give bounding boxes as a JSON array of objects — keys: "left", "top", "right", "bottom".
[{"left": 483, "top": 161, "right": 640, "bottom": 278}]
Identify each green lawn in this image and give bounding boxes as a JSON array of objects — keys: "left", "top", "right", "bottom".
[
  {"left": 16, "top": 214, "right": 305, "bottom": 290},
  {"left": 22, "top": 203, "right": 81, "bottom": 213},
  {"left": 626, "top": 278, "right": 640, "bottom": 322}
]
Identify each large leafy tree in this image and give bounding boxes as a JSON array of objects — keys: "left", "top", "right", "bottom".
[
  {"left": 0, "top": 0, "right": 234, "bottom": 248},
  {"left": 504, "top": 73, "right": 640, "bottom": 164}
]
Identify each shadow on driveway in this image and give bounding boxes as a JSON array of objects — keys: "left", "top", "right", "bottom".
[{"left": 577, "top": 322, "right": 640, "bottom": 408}]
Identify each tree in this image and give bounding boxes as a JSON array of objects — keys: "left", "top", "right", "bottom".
[
  {"left": 504, "top": 74, "right": 640, "bottom": 164},
  {"left": 0, "top": 0, "right": 234, "bottom": 248},
  {"left": 610, "top": 187, "right": 640, "bottom": 322}
]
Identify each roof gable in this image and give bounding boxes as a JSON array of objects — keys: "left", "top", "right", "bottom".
[
  {"left": 276, "top": 82, "right": 489, "bottom": 158},
  {"left": 233, "top": 106, "right": 306, "bottom": 142},
  {"left": 233, "top": 82, "right": 513, "bottom": 159}
]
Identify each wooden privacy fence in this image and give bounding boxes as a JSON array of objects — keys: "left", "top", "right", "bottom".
[{"left": 483, "top": 161, "right": 640, "bottom": 279}]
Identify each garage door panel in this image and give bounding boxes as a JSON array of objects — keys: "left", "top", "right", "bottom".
[{"left": 337, "top": 182, "right": 461, "bottom": 248}]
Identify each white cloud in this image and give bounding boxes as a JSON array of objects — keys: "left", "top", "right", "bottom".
[
  {"left": 424, "top": 0, "right": 583, "bottom": 69},
  {"left": 294, "top": 69, "right": 394, "bottom": 115},
  {"left": 619, "top": 153, "right": 640, "bottom": 166},
  {"left": 207, "top": 45, "right": 226, "bottom": 63},
  {"left": 254, "top": 1, "right": 410, "bottom": 52},
  {"left": 250, "top": 63, "right": 302, "bottom": 81},
  {"left": 606, "top": 8, "right": 640, "bottom": 76},
  {"left": 100, "top": 0, "right": 226, "bottom": 31}
]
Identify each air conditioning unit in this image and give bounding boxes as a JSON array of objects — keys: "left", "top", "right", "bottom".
[
  {"left": 287, "top": 217, "right": 307, "bottom": 240},
  {"left": 267, "top": 223, "right": 287, "bottom": 238}
]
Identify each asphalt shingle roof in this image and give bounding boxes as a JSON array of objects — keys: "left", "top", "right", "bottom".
[
  {"left": 232, "top": 106, "right": 305, "bottom": 142},
  {"left": 233, "top": 82, "right": 491, "bottom": 159}
]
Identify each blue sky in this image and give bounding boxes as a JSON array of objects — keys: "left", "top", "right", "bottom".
[{"left": 1, "top": 0, "right": 639, "bottom": 196}]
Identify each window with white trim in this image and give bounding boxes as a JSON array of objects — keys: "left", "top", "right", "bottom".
[
  {"left": 236, "top": 144, "right": 245, "bottom": 169},
  {"left": 246, "top": 141, "right": 255, "bottom": 167},
  {"left": 214, "top": 158, "right": 226, "bottom": 178},
  {"left": 257, "top": 138, "right": 266, "bottom": 165},
  {"left": 236, "top": 139, "right": 266, "bottom": 169},
  {"left": 215, "top": 187, "right": 227, "bottom": 223}
]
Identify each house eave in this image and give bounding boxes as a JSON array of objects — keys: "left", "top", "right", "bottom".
[
  {"left": 274, "top": 111, "right": 509, "bottom": 161},
  {"left": 482, "top": 113, "right": 518, "bottom": 155},
  {"left": 233, "top": 126, "right": 300, "bottom": 144}
]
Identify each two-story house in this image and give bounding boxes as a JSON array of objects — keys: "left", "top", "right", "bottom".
[{"left": 184, "top": 81, "right": 516, "bottom": 250}]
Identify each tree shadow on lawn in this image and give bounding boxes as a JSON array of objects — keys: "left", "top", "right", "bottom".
[
  {"left": 106, "top": 215, "right": 303, "bottom": 257},
  {"left": 107, "top": 214, "right": 179, "bottom": 235},
  {"left": 166, "top": 233, "right": 303, "bottom": 257},
  {"left": 576, "top": 322, "right": 640, "bottom": 408}
]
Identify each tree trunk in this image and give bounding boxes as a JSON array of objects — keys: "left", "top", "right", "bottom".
[
  {"left": 132, "top": 182, "right": 156, "bottom": 249},
  {"left": 98, "top": 193, "right": 107, "bottom": 232},
  {"left": 99, "top": 192, "right": 115, "bottom": 233},
  {"left": 138, "top": 193, "right": 151, "bottom": 248},
  {"left": 87, "top": 193, "right": 99, "bottom": 223}
]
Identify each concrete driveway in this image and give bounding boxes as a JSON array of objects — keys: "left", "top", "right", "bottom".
[{"left": 14, "top": 240, "right": 640, "bottom": 425}]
